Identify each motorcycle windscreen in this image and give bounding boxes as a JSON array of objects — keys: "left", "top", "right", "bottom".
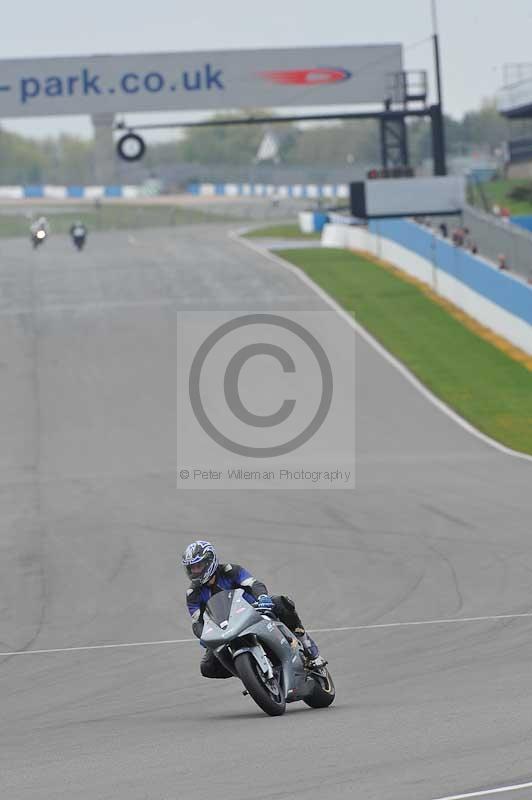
[{"left": 204, "top": 590, "right": 234, "bottom": 626}]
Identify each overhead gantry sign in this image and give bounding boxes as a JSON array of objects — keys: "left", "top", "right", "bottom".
[{"left": 0, "top": 44, "right": 402, "bottom": 118}]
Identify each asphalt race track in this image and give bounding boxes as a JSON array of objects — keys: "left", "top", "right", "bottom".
[{"left": 1, "top": 223, "right": 532, "bottom": 800}]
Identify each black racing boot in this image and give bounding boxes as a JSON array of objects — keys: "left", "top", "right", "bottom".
[{"left": 294, "top": 627, "right": 325, "bottom": 666}]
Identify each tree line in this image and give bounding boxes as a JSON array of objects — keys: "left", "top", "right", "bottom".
[{"left": 1, "top": 101, "right": 532, "bottom": 184}]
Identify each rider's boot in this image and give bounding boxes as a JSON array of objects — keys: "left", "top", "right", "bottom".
[{"left": 294, "top": 627, "right": 326, "bottom": 666}]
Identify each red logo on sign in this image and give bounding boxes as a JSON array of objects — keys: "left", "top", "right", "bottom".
[{"left": 259, "top": 68, "right": 351, "bottom": 86}]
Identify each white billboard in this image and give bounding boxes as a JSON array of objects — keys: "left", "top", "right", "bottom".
[
  {"left": 350, "top": 176, "right": 465, "bottom": 218},
  {"left": 497, "top": 78, "right": 532, "bottom": 117},
  {"left": 0, "top": 44, "right": 402, "bottom": 119}
]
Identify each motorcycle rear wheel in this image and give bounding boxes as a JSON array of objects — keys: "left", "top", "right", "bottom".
[
  {"left": 303, "top": 666, "right": 336, "bottom": 709},
  {"left": 235, "top": 652, "right": 286, "bottom": 717}
]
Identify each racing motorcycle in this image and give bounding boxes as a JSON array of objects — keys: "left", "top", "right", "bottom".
[
  {"left": 31, "top": 229, "right": 47, "bottom": 249},
  {"left": 201, "top": 588, "right": 335, "bottom": 717},
  {"left": 70, "top": 224, "right": 87, "bottom": 251}
]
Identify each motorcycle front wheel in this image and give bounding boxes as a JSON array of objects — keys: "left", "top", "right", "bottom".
[{"left": 235, "top": 652, "right": 286, "bottom": 717}]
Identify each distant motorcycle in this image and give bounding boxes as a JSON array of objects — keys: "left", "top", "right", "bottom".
[
  {"left": 201, "top": 588, "right": 335, "bottom": 717},
  {"left": 70, "top": 223, "right": 87, "bottom": 251},
  {"left": 31, "top": 228, "right": 47, "bottom": 249}
]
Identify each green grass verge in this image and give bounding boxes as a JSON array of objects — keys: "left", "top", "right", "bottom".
[
  {"left": 245, "top": 223, "right": 321, "bottom": 239},
  {"left": 472, "top": 178, "right": 532, "bottom": 215},
  {"left": 278, "top": 247, "right": 532, "bottom": 454},
  {"left": 0, "top": 204, "right": 234, "bottom": 238}
]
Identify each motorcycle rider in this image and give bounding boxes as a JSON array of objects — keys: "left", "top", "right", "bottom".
[
  {"left": 183, "top": 540, "right": 323, "bottom": 679},
  {"left": 30, "top": 215, "right": 49, "bottom": 242},
  {"left": 70, "top": 220, "right": 87, "bottom": 247}
]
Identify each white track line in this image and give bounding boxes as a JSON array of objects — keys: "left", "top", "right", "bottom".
[
  {"left": 0, "top": 637, "right": 195, "bottom": 657},
  {"left": 308, "top": 611, "right": 532, "bottom": 634},
  {"left": 231, "top": 230, "right": 532, "bottom": 463},
  {"left": 2, "top": 611, "right": 532, "bottom": 658},
  {"left": 433, "top": 779, "right": 532, "bottom": 799}
]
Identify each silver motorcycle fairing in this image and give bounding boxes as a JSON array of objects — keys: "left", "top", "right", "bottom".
[
  {"left": 200, "top": 590, "right": 263, "bottom": 648},
  {"left": 256, "top": 619, "right": 312, "bottom": 702},
  {"left": 232, "top": 618, "right": 314, "bottom": 703},
  {"left": 200, "top": 589, "right": 317, "bottom": 702}
]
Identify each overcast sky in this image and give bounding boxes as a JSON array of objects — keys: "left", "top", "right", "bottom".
[{"left": 2, "top": 0, "right": 531, "bottom": 140}]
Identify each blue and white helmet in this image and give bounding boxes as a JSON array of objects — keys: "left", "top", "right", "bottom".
[{"left": 182, "top": 540, "right": 218, "bottom": 587}]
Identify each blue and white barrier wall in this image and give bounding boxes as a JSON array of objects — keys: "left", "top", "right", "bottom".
[
  {"left": 186, "top": 182, "right": 349, "bottom": 200},
  {"left": 0, "top": 183, "right": 350, "bottom": 200},
  {"left": 0, "top": 185, "right": 142, "bottom": 200},
  {"left": 511, "top": 215, "right": 532, "bottom": 233},
  {"left": 322, "top": 219, "right": 532, "bottom": 356},
  {"left": 298, "top": 211, "right": 330, "bottom": 233}
]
